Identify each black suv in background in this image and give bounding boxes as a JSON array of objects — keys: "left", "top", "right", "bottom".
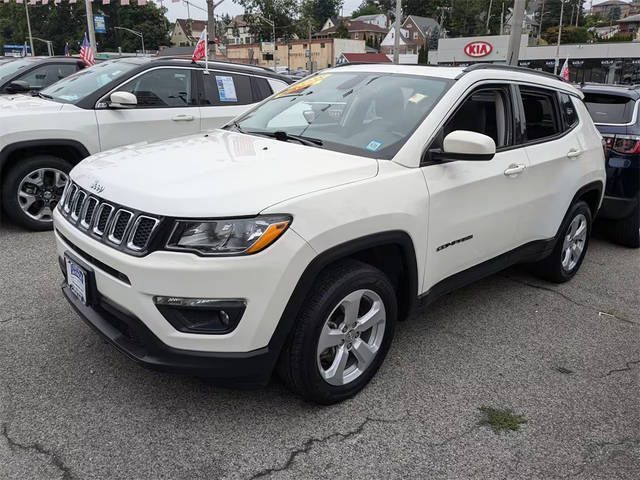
[
  {"left": 0, "top": 56, "right": 87, "bottom": 95},
  {"left": 581, "top": 85, "right": 640, "bottom": 247}
]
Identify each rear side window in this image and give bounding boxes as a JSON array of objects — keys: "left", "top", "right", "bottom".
[
  {"left": 202, "top": 73, "right": 253, "bottom": 106},
  {"left": 559, "top": 93, "right": 578, "bottom": 129},
  {"left": 251, "top": 77, "right": 273, "bottom": 102},
  {"left": 17, "top": 63, "right": 77, "bottom": 89},
  {"left": 520, "top": 88, "right": 561, "bottom": 142},
  {"left": 583, "top": 93, "right": 636, "bottom": 124}
]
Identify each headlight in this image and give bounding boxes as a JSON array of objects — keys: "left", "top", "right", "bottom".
[{"left": 166, "top": 215, "right": 292, "bottom": 255}]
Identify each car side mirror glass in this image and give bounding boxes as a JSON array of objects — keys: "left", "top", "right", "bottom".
[
  {"left": 108, "top": 91, "right": 137, "bottom": 109},
  {"left": 6, "top": 80, "right": 30, "bottom": 94},
  {"left": 432, "top": 130, "right": 496, "bottom": 161}
]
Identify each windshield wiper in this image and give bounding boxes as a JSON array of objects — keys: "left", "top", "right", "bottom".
[
  {"left": 229, "top": 121, "right": 245, "bottom": 133},
  {"left": 248, "top": 130, "right": 323, "bottom": 147},
  {"left": 36, "top": 92, "right": 53, "bottom": 99}
]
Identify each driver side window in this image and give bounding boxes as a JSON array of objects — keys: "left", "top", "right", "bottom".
[
  {"left": 439, "top": 86, "right": 513, "bottom": 150},
  {"left": 118, "top": 68, "right": 195, "bottom": 108}
]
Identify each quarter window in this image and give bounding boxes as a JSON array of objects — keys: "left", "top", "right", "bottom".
[
  {"left": 202, "top": 72, "right": 253, "bottom": 106},
  {"left": 559, "top": 93, "right": 578, "bottom": 129},
  {"left": 520, "top": 87, "right": 561, "bottom": 142},
  {"left": 118, "top": 68, "right": 195, "bottom": 108}
]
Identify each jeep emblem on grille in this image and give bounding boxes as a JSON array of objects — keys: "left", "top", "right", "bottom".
[{"left": 90, "top": 180, "right": 105, "bottom": 194}]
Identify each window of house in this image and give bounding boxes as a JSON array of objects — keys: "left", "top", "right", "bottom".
[
  {"left": 520, "top": 87, "right": 562, "bottom": 142},
  {"left": 413, "top": 31, "right": 418, "bottom": 39},
  {"left": 355, "top": 33, "right": 359, "bottom": 39},
  {"left": 321, "top": 43, "right": 325, "bottom": 48},
  {"left": 442, "top": 87, "right": 513, "bottom": 149},
  {"left": 119, "top": 68, "right": 195, "bottom": 108}
]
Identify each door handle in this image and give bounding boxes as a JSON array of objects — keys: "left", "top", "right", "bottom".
[
  {"left": 504, "top": 164, "right": 526, "bottom": 176},
  {"left": 567, "top": 148, "right": 582, "bottom": 158},
  {"left": 172, "top": 114, "right": 194, "bottom": 122}
]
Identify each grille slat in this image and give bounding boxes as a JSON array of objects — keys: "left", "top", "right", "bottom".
[{"left": 58, "top": 181, "right": 160, "bottom": 255}]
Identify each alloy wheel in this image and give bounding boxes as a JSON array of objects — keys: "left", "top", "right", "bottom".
[
  {"left": 17, "top": 168, "right": 68, "bottom": 223},
  {"left": 561, "top": 213, "right": 587, "bottom": 272}
]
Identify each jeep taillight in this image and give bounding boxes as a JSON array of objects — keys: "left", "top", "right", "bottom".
[
  {"left": 602, "top": 135, "right": 615, "bottom": 150},
  {"left": 612, "top": 135, "right": 640, "bottom": 154}
]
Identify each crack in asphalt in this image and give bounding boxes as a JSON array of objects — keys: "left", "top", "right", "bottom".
[
  {"left": 1, "top": 423, "right": 76, "bottom": 480},
  {"left": 562, "top": 437, "right": 640, "bottom": 479},
  {"left": 246, "top": 413, "right": 409, "bottom": 479},
  {"left": 604, "top": 360, "right": 640, "bottom": 377},
  {"left": 501, "top": 276, "right": 638, "bottom": 326}
]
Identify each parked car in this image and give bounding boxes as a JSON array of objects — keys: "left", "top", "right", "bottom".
[
  {"left": 0, "top": 56, "right": 86, "bottom": 95},
  {"left": 580, "top": 84, "right": 640, "bottom": 247},
  {"left": 0, "top": 57, "right": 291, "bottom": 230},
  {"left": 54, "top": 64, "right": 605, "bottom": 404}
]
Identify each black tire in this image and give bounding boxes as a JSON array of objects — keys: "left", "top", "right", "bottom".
[
  {"left": 531, "top": 201, "right": 592, "bottom": 283},
  {"left": 277, "top": 259, "right": 397, "bottom": 405},
  {"left": 610, "top": 207, "right": 640, "bottom": 248},
  {"left": 1, "top": 155, "right": 72, "bottom": 231}
]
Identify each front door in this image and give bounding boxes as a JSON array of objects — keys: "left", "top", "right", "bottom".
[
  {"left": 95, "top": 67, "right": 201, "bottom": 151},
  {"left": 422, "top": 85, "right": 531, "bottom": 289}
]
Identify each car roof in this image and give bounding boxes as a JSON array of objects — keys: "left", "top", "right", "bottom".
[
  {"left": 110, "top": 56, "right": 292, "bottom": 82},
  {"left": 322, "top": 63, "right": 582, "bottom": 96},
  {"left": 579, "top": 83, "right": 640, "bottom": 100}
]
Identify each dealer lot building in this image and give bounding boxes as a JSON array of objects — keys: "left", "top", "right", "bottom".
[{"left": 432, "top": 34, "right": 640, "bottom": 84}]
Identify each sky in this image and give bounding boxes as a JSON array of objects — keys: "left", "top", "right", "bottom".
[{"left": 164, "top": 0, "right": 362, "bottom": 22}]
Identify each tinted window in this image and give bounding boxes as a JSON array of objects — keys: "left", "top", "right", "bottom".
[
  {"left": 583, "top": 93, "right": 635, "bottom": 124},
  {"left": 444, "top": 87, "right": 512, "bottom": 148},
  {"left": 251, "top": 76, "right": 273, "bottom": 102},
  {"left": 17, "top": 63, "right": 78, "bottom": 89},
  {"left": 119, "top": 68, "right": 195, "bottom": 108},
  {"left": 520, "top": 88, "right": 561, "bottom": 142},
  {"left": 202, "top": 73, "right": 253, "bottom": 106},
  {"left": 559, "top": 93, "right": 578, "bottom": 129}
]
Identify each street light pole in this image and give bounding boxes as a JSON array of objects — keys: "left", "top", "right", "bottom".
[
  {"left": 114, "top": 27, "right": 145, "bottom": 55},
  {"left": 84, "top": 0, "right": 97, "bottom": 55},
  {"left": 33, "top": 37, "right": 54, "bottom": 56},
  {"left": 554, "top": 0, "right": 565, "bottom": 75},
  {"left": 506, "top": 0, "right": 526, "bottom": 66},
  {"left": 24, "top": 2, "right": 34, "bottom": 57}
]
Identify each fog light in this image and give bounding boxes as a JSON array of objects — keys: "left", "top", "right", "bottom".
[{"left": 153, "top": 297, "right": 246, "bottom": 334}]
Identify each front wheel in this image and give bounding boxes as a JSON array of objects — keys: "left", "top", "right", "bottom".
[
  {"left": 1, "top": 155, "right": 71, "bottom": 231},
  {"left": 531, "top": 200, "right": 592, "bottom": 283},
  {"left": 278, "top": 260, "right": 397, "bottom": 404}
]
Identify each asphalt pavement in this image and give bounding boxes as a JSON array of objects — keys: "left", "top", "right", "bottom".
[{"left": 0, "top": 219, "right": 638, "bottom": 479}]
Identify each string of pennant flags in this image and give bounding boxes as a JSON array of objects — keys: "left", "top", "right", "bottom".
[{"left": 1, "top": 0, "right": 188, "bottom": 4}]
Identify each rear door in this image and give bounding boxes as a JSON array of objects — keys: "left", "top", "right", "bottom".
[
  {"left": 517, "top": 86, "right": 585, "bottom": 243},
  {"left": 95, "top": 67, "right": 200, "bottom": 151},
  {"left": 198, "top": 71, "right": 273, "bottom": 131}
]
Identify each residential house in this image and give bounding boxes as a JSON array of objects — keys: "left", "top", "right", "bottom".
[
  {"left": 313, "top": 20, "right": 388, "bottom": 45},
  {"left": 352, "top": 13, "right": 390, "bottom": 29},
  {"left": 591, "top": 0, "right": 633, "bottom": 18},
  {"left": 617, "top": 12, "right": 640, "bottom": 36},
  {"left": 170, "top": 19, "right": 206, "bottom": 47},
  {"left": 225, "top": 15, "right": 256, "bottom": 45},
  {"left": 380, "top": 15, "right": 439, "bottom": 55}
]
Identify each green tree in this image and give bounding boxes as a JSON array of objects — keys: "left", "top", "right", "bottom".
[
  {"left": 417, "top": 44, "right": 427, "bottom": 64},
  {"left": 334, "top": 22, "right": 350, "bottom": 38},
  {"left": 542, "top": 25, "right": 588, "bottom": 44},
  {"left": 236, "top": 0, "right": 300, "bottom": 42},
  {"left": 351, "top": 3, "right": 382, "bottom": 17},
  {"left": 301, "top": 0, "right": 342, "bottom": 32}
]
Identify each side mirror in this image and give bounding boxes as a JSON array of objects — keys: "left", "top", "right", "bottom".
[
  {"left": 108, "top": 91, "right": 137, "bottom": 109},
  {"left": 432, "top": 130, "right": 496, "bottom": 161},
  {"left": 6, "top": 80, "right": 31, "bottom": 94}
]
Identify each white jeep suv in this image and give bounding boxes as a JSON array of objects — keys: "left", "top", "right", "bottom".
[
  {"left": 53, "top": 64, "right": 606, "bottom": 404},
  {"left": 0, "top": 57, "right": 290, "bottom": 230}
]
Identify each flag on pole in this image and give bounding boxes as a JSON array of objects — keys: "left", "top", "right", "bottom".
[
  {"left": 42, "top": 0, "right": 49, "bottom": 4},
  {"left": 192, "top": 28, "right": 207, "bottom": 63},
  {"left": 64, "top": 43, "right": 70, "bottom": 56},
  {"left": 560, "top": 59, "right": 570, "bottom": 81},
  {"left": 80, "top": 33, "right": 95, "bottom": 66},
  {"left": 138, "top": 0, "right": 147, "bottom": 4},
  {"left": 16, "top": 0, "right": 24, "bottom": 3},
  {"left": 120, "top": 0, "right": 129, "bottom": 5},
  {"left": 29, "top": 0, "right": 36, "bottom": 4}
]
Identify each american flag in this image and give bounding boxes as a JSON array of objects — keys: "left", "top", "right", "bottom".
[{"left": 80, "top": 33, "right": 95, "bottom": 67}]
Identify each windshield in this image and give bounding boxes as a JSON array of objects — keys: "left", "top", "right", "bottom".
[
  {"left": 41, "top": 60, "right": 138, "bottom": 103},
  {"left": 584, "top": 93, "right": 636, "bottom": 124},
  {"left": 231, "top": 72, "right": 452, "bottom": 159},
  {"left": 0, "top": 59, "right": 32, "bottom": 83}
]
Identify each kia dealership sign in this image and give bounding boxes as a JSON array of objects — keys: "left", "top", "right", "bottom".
[{"left": 464, "top": 41, "right": 492, "bottom": 58}]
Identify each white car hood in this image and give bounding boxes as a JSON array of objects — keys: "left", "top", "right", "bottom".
[
  {"left": 71, "top": 129, "right": 378, "bottom": 217},
  {"left": 0, "top": 94, "right": 64, "bottom": 113}
]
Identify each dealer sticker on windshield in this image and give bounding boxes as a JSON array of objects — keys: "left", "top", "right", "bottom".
[{"left": 365, "top": 140, "right": 383, "bottom": 152}]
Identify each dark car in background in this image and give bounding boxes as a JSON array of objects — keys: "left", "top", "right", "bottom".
[
  {"left": 0, "top": 56, "right": 87, "bottom": 95},
  {"left": 581, "top": 84, "right": 640, "bottom": 247}
]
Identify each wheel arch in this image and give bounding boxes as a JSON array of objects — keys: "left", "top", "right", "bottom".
[
  {"left": 267, "top": 231, "right": 419, "bottom": 362},
  {"left": 572, "top": 180, "right": 604, "bottom": 219}
]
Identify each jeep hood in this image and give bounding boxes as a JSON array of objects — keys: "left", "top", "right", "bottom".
[
  {"left": 0, "top": 94, "right": 65, "bottom": 113},
  {"left": 71, "top": 130, "right": 378, "bottom": 217}
]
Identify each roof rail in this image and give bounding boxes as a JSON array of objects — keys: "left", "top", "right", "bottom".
[{"left": 459, "top": 63, "right": 566, "bottom": 82}]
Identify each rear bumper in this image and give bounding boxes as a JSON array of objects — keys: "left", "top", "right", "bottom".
[
  {"left": 598, "top": 195, "right": 638, "bottom": 220},
  {"left": 62, "top": 282, "right": 276, "bottom": 386}
]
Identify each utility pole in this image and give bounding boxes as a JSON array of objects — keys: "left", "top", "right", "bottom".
[
  {"left": 207, "top": 0, "right": 225, "bottom": 60},
  {"left": 84, "top": 0, "right": 97, "bottom": 55},
  {"left": 308, "top": 20, "right": 312, "bottom": 72},
  {"left": 554, "top": 0, "right": 565, "bottom": 75},
  {"left": 24, "top": 2, "right": 34, "bottom": 57},
  {"left": 500, "top": 2, "right": 505, "bottom": 35},
  {"left": 393, "top": 0, "right": 401, "bottom": 64},
  {"left": 537, "top": 0, "right": 545, "bottom": 45},
  {"left": 486, "top": 0, "right": 493, "bottom": 34},
  {"left": 506, "top": 0, "right": 525, "bottom": 65}
]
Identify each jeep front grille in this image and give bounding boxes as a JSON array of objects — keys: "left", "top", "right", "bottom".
[{"left": 58, "top": 181, "right": 161, "bottom": 255}]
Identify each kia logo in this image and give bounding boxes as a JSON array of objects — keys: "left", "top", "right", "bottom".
[{"left": 464, "top": 41, "right": 492, "bottom": 58}]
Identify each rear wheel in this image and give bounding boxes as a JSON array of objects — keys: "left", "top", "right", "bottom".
[
  {"left": 1, "top": 155, "right": 71, "bottom": 231},
  {"left": 609, "top": 207, "right": 640, "bottom": 248},
  {"left": 278, "top": 260, "right": 397, "bottom": 404},
  {"left": 531, "top": 201, "right": 592, "bottom": 283}
]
